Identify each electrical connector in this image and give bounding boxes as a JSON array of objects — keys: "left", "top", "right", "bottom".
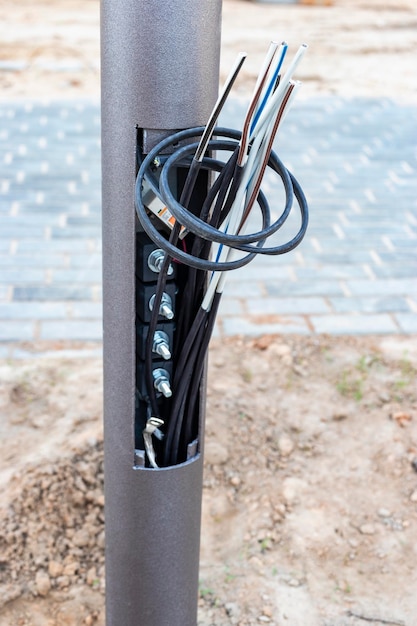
[
  {"left": 148, "top": 249, "right": 174, "bottom": 276},
  {"left": 153, "top": 368, "right": 172, "bottom": 398},
  {"left": 134, "top": 44, "right": 309, "bottom": 467},
  {"left": 152, "top": 330, "right": 171, "bottom": 360},
  {"left": 149, "top": 292, "right": 174, "bottom": 320},
  {"left": 141, "top": 180, "right": 187, "bottom": 238}
]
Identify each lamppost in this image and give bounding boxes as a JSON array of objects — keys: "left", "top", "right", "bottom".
[{"left": 100, "top": 1, "right": 222, "bottom": 624}]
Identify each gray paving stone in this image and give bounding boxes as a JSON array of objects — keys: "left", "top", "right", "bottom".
[
  {"left": 217, "top": 298, "right": 245, "bottom": 317},
  {"left": 224, "top": 263, "right": 293, "bottom": 283},
  {"left": 222, "top": 315, "right": 311, "bottom": 336},
  {"left": 1, "top": 268, "right": 46, "bottom": 283},
  {"left": 69, "top": 254, "right": 102, "bottom": 268},
  {"left": 14, "top": 286, "right": 92, "bottom": 301},
  {"left": 0, "top": 254, "right": 67, "bottom": 268},
  {"left": 0, "top": 286, "right": 10, "bottom": 301},
  {"left": 294, "top": 266, "right": 368, "bottom": 280},
  {"left": 0, "top": 320, "right": 34, "bottom": 341},
  {"left": 346, "top": 278, "right": 417, "bottom": 297},
  {"left": 69, "top": 302, "right": 103, "bottom": 318},
  {"left": 221, "top": 282, "right": 265, "bottom": 299},
  {"left": 0, "top": 96, "right": 416, "bottom": 344},
  {"left": 377, "top": 251, "right": 417, "bottom": 263},
  {"left": 0, "top": 239, "right": 10, "bottom": 254},
  {"left": 266, "top": 280, "right": 345, "bottom": 298},
  {"left": 329, "top": 296, "right": 412, "bottom": 314},
  {"left": 0, "top": 302, "right": 68, "bottom": 319},
  {"left": 310, "top": 314, "right": 399, "bottom": 334},
  {"left": 372, "top": 262, "right": 417, "bottom": 279},
  {"left": 0, "top": 214, "right": 63, "bottom": 227},
  {"left": 247, "top": 297, "right": 330, "bottom": 315},
  {"left": 0, "top": 225, "right": 47, "bottom": 239},
  {"left": 40, "top": 320, "right": 103, "bottom": 340},
  {"left": 51, "top": 269, "right": 102, "bottom": 283},
  {"left": 395, "top": 313, "right": 417, "bottom": 334},
  {"left": 17, "top": 240, "right": 93, "bottom": 253},
  {"left": 50, "top": 227, "right": 101, "bottom": 239},
  {"left": 9, "top": 345, "right": 103, "bottom": 359}
]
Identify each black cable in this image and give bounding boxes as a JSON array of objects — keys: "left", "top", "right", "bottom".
[
  {"left": 135, "top": 123, "right": 309, "bottom": 467},
  {"left": 136, "top": 131, "right": 303, "bottom": 264}
]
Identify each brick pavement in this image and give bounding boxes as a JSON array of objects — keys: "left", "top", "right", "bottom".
[{"left": 0, "top": 96, "right": 416, "bottom": 354}]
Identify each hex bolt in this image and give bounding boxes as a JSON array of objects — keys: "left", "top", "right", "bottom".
[
  {"left": 153, "top": 368, "right": 172, "bottom": 398},
  {"left": 149, "top": 293, "right": 174, "bottom": 320},
  {"left": 147, "top": 249, "right": 174, "bottom": 276},
  {"left": 152, "top": 330, "right": 171, "bottom": 360}
]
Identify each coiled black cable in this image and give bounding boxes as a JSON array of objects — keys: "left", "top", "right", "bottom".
[{"left": 135, "top": 124, "right": 308, "bottom": 466}]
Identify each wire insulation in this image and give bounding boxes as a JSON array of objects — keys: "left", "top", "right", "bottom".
[{"left": 135, "top": 44, "right": 309, "bottom": 466}]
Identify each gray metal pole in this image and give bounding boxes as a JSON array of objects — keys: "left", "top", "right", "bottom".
[{"left": 100, "top": 1, "right": 222, "bottom": 624}]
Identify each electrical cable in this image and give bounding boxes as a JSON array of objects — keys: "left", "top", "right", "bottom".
[{"left": 135, "top": 43, "right": 310, "bottom": 467}]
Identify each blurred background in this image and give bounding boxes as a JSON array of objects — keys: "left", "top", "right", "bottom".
[
  {"left": 1, "top": 0, "right": 416, "bottom": 101},
  {"left": 1, "top": 0, "right": 416, "bottom": 353}
]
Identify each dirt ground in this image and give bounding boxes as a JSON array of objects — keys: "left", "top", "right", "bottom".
[
  {"left": 1, "top": 0, "right": 416, "bottom": 102},
  {"left": 1, "top": 0, "right": 417, "bottom": 624},
  {"left": 0, "top": 336, "right": 417, "bottom": 625}
]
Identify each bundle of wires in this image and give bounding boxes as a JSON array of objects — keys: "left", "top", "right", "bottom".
[{"left": 135, "top": 42, "right": 309, "bottom": 467}]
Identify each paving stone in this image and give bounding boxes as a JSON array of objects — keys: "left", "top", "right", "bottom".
[
  {"left": 0, "top": 345, "right": 11, "bottom": 358},
  {"left": 395, "top": 313, "right": 417, "bottom": 334},
  {"left": 40, "top": 320, "right": 103, "bottom": 340},
  {"left": 224, "top": 263, "right": 293, "bottom": 283},
  {"left": 13, "top": 286, "right": 92, "bottom": 301},
  {"left": 0, "top": 302, "right": 68, "bottom": 319},
  {"left": 329, "top": 296, "right": 412, "bottom": 314},
  {"left": 222, "top": 315, "right": 311, "bottom": 336},
  {"left": 346, "top": 279, "right": 417, "bottom": 297},
  {"left": 247, "top": 297, "right": 330, "bottom": 315},
  {"left": 51, "top": 269, "right": 102, "bottom": 283},
  {"left": 217, "top": 298, "right": 245, "bottom": 317},
  {"left": 372, "top": 262, "right": 417, "bottom": 278},
  {"left": 69, "top": 302, "right": 103, "bottom": 318},
  {"left": 0, "top": 97, "right": 416, "bottom": 345},
  {"left": 310, "top": 314, "right": 399, "bottom": 335},
  {"left": 221, "top": 282, "right": 265, "bottom": 299},
  {"left": 0, "top": 225, "right": 47, "bottom": 239},
  {"left": 9, "top": 345, "right": 103, "bottom": 359},
  {"left": 294, "top": 266, "right": 368, "bottom": 280},
  {"left": 69, "top": 254, "right": 102, "bottom": 268},
  {"left": 0, "top": 286, "right": 10, "bottom": 301},
  {"left": 0, "top": 254, "right": 67, "bottom": 268},
  {"left": 0, "top": 320, "right": 34, "bottom": 341},
  {"left": 0, "top": 236, "right": 13, "bottom": 253},
  {"left": 16, "top": 240, "right": 93, "bottom": 253},
  {"left": 0, "top": 268, "right": 46, "bottom": 283},
  {"left": 50, "top": 227, "right": 101, "bottom": 239},
  {"left": 266, "top": 280, "right": 345, "bottom": 298}
]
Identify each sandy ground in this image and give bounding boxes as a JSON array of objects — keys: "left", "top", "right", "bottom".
[
  {"left": 0, "top": 335, "right": 417, "bottom": 625},
  {"left": 1, "top": 0, "right": 417, "bottom": 624},
  {"left": 0, "top": 0, "right": 416, "bottom": 102}
]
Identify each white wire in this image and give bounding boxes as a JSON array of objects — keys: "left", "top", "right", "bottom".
[
  {"left": 201, "top": 47, "right": 306, "bottom": 311},
  {"left": 251, "top": 41, "right": 287, "bottom": 132},
  {"left": 201, "top": 79, "right": 302, "bottom": 311},
  {"left": 250, "top": 43, "right": 307, "bottom": 142},
  {"left": 251, "top": 41, "right": 280, "bottom": 121},
  {"left": 214, "top": 81, "right": 302, "bottom": 298}
]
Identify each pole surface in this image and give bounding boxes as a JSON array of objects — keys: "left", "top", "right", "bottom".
[{"left": 101, "top": 1, "right": 222, "bottom": 624}]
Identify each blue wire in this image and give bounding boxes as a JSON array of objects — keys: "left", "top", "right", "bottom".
[
  {"left": 250, "top": 43, "right": 288, "bottom": 134},
  {"left": 212, "top": 44, "right": 288, "bottom": 284}
]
